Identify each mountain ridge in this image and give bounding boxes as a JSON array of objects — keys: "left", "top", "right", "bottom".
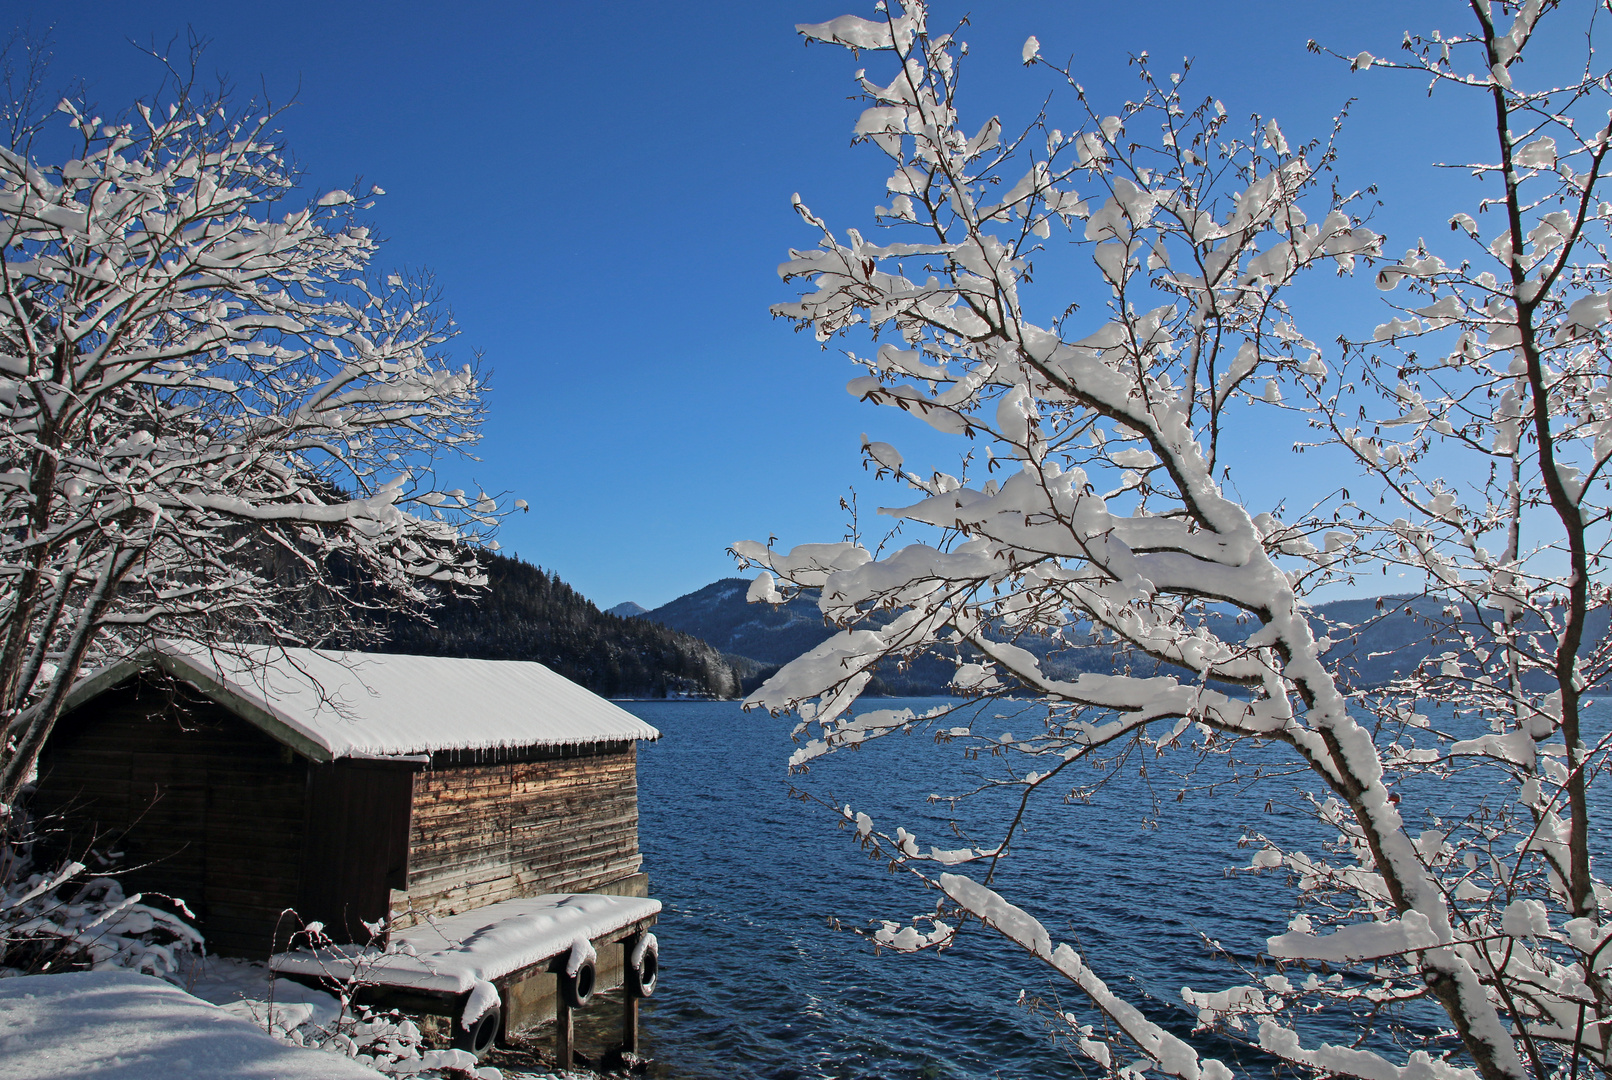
[{"left": 638, "top": 578, "right": 1609, "bottom": 696}]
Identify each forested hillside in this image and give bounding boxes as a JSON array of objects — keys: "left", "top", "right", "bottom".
[{"left": 375, "top": 553, "right": 742, "bottom": 699}]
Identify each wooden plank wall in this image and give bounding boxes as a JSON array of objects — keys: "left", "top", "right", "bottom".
[
  {"left": 299, "top": 759, "right": 416, "bottom": 944},
  {"left": 406, "top": 743, "right": 642, "bottom": 917},
  {"left": 32, "top": 677, "right": 307, "bottom": 958}
]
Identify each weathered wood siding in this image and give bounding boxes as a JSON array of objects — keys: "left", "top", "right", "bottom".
[
  {"left": 33, "top": 677, "right": 307, "bottom": 958},
  {"left": 406, "top": 742, "right": 641, "bottom": 916}
]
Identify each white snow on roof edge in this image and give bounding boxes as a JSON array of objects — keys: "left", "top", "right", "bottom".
[{"left": 63, "top": 640, "right": 661, "bottom": 761}]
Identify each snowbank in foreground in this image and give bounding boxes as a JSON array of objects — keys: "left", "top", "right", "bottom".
[{"left": 0, "top": 969, "right": 386, "bottom": 1079}]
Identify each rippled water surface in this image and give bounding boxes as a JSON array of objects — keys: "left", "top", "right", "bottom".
[{"left": 613, "top": 698, "right": 1310, "bottom": 1080}]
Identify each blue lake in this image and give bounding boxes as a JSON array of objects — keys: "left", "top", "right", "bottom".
[{"left": 616, "top": 697, "right": 1326, "bottom": 1080}]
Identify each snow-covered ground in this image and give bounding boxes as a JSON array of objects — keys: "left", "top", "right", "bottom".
[
  {"left": 0, "top": 969, "right": 388, "bottom": 1079},
  {"left": 179, "top": 953, "right": 348, "bottom": 1036},
  {"left": 0, "top": 876, "right": 578, "bottom": 1080},
  {"left": 0, "top": 965, "right": 573, "bottom": 1079},
  {"left": 0, "top": 871, "right": 591, "bottom": 1078}
]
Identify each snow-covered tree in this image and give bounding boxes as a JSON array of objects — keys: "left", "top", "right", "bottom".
[
  {"left": 739, "top": 3, "right": 1612, "bottom": 1077},
  {"left": 0, "top": 73, "right": 504, "bottom": 807}
]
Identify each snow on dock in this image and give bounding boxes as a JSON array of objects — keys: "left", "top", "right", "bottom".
[{"left": 271, "top": 892, "right": 662, "bottom": 993}]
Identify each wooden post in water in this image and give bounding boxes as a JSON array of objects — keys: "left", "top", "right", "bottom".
[
  {"left": 555, "top": 997, "right": 574, "bottom": 1073},
  {"left": 622, "top": 992, "right": 639, "bottom": 1055},
  {"left": 621, "top": 929, "right": 646, "bottom": 1056}
]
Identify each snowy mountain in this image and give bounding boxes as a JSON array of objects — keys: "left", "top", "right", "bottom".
[{"left": 606, "top": 601, "right": 648, "bottom": 618}]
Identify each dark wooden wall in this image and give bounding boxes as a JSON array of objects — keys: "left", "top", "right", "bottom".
[
  {"left": 299, "top": 759, "right": 416, "bottom": 945},
  {"left": 33, "top": 677, "right": 307, "bottom": 958},
  {"left": 407, "top": 743, "right": 642, "bottom": 917}
]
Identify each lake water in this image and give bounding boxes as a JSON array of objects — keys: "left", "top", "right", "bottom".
[{"left": 613, "top": 697, "right": 1326, "bottom": 1080}]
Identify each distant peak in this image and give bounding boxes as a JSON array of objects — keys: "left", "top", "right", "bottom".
[{"left": 607, "top": 601, "right": 648, "bottom": 618}]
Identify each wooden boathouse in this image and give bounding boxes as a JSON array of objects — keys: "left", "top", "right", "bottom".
[{"left": 32, "top": 641, "right": 663, "bottom": 1055}]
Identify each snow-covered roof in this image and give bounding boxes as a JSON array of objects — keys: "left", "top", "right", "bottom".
[{"left": 62, "top": 640, "right": 660, "bottom": 762}]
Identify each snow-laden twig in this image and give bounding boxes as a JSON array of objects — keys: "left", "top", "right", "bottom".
[
  {"left": 0, "top": 857, "right": 202, "bottom": 978},
  {"left": 746, "top": 3, "right": 1612, "bottom": 1078},
  {"left": 0, "top": 51, "right": 509, "bottom": 811}
]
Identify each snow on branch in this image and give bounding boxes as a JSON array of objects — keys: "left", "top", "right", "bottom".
[
  {"left": 0, "top": 71, "right": 507, "bottom": 808},
  {"left": 740, "top": 2, "right": 1612, "bottom": 1078}
]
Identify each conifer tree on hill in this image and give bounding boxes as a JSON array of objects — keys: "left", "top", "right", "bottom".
[{"left": 375, "top": 551, "right": 741, "bottom": 700}]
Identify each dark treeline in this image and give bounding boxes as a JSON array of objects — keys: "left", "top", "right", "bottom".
[{"left": 372, "top": 553, "right": 742, "bottom": 699}]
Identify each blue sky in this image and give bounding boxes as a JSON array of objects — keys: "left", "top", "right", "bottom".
[{"left": 19, "top": 1, "right": 1541, "bottom": 609}]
